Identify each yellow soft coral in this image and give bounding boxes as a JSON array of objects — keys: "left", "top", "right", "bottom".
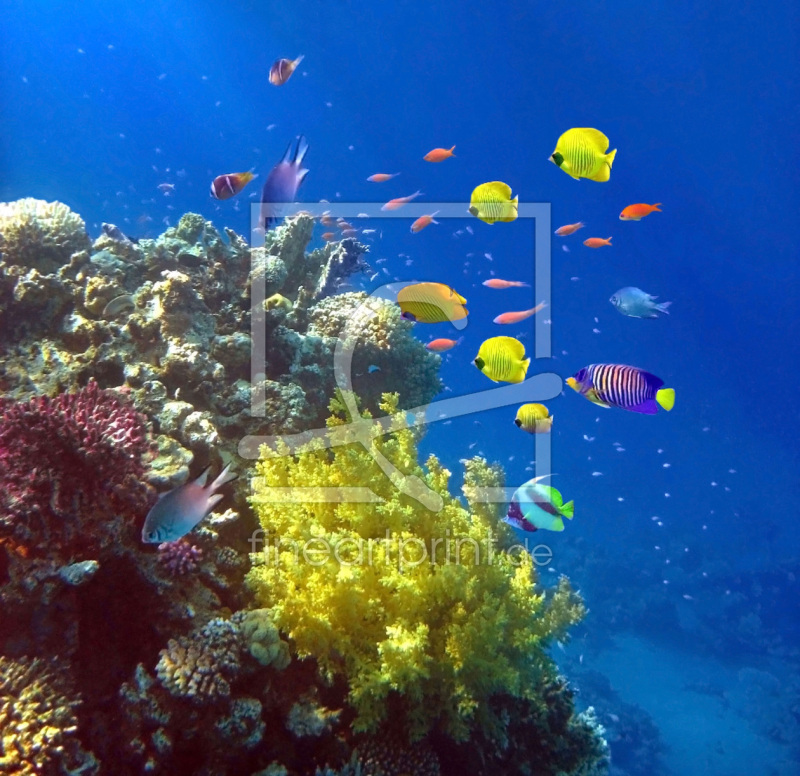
[{"left": 246, "top": 393, "right": 584, "bottom": 741}]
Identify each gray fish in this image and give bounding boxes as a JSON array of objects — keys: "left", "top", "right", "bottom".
[
  {"left": 102, "top": 294, "right": 135, "bottom": 317},
  {"left": 610, "top": 287, "right": 671, "bottom": 319},
  {"left": 142, "top": 464, "right": 237, "bottom": 544},
  {"left": 102, "top": 223, "right": 138, "bottom": 244}
]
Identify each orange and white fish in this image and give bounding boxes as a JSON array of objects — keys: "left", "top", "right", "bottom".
[
  {"left": 493, "top": 302, "right": 547, "bottom": 325},
  {"left": 210, "top": 171, "right": 257, "bottom": 200},
  {"left": 619, "top": 203, "right": 662, "bottom": 221},
  {"left": 411, "top": 211, "right": 439, "bottom": 233},
  {"left": 482, "top": 279, "right": 530, "bottom": 289},
  {"left": 269, "top": 55, "right": 304, "bottom": 86},
  {"left": 382, "top": 190, "right": 423, "bottom": 211},
  {"left": 367, "top": 173, "right": 401, "bottom": 182},
  {"left": 555, "top": 222, "right": 585, "bottom": 236},
  {"left": 423, "top": 146, "right": 455, "bottom": 162},
  {"left": 583, "top": 237, "right": 612, "bottom": 248},
  {"left": 425, "top": 337, "right": 463, "bottom": 352}
]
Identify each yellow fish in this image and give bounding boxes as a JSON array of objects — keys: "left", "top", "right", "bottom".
[
  {"left": 396, "top": 282, "right": 468, "bottom": 325},
  {"left": 474, "top": 336, "right": 530, "bottom": 383},
  {"left": 549, "top": 128, "right": 617, "bottom": 182},
  {"left": 514, "top": 403, "right": 553, "bottom": 433},
  {"left": 468, "top": 181, "right": 518, "bottom": 224}
]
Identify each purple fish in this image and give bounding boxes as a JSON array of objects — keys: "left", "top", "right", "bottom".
[
  {"left": 141, "top": 464, "right": 237, "bottom": 544},
  {"left": 261, "top": 136, "right": 309, "bottom": 229}
]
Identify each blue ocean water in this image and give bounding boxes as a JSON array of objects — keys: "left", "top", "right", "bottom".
[{"left": 2, "top": 1, "right": 798, "bottom": 774}]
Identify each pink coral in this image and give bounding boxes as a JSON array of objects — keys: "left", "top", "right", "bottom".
[
  {"left": 158, "top": 538, "right": 204, "bottom": 576},
  {"left": 0, "top": 379, "right": 154, "bottom": 557}
]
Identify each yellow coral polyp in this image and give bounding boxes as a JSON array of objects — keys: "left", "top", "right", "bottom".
[{"left": 246, "top": 393, "right": 585, "bottom": 741}]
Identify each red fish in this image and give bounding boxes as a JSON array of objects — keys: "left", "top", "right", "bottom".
[
  {"left": 322, "top": 232, "right": 336, "bottom": 241},
  {"left": 426, "top": 337, "right": 462, "bottom": 352},
  {"left": 620, "top": 203, "right": 662, "bottom": 221},
  {"left": 583, "top": 237, "right": 612, "bottom": 248},
  {"left": 367, "top": 173, "right": 401, "bottom": 182},
  {"left": 493, "top": 302, "right": 547, "bottom": 325},
  {"left": 424, "top": 146, "right": 455, "bottom": 162},
  {"left": 411, "top": 211, "right": 439, "bottom": 233},
  {"left": 269, "top": 55, "right": 304, "bottom": 86},
  {"left": 210, "top": 171, "right": 256, "bottom": 200},
  {"left": 555, "top": 221, "right": 585, "bottom": 236},
  {"left": 382, "top": 190, "right": 423, "bottom": 211},
  {"left": 482, "top": 279, "right": 530, "bottom": 289}
]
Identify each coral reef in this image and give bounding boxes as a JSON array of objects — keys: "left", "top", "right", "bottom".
[
  {"left": 307, "top": 292, "right": 442, "bottom": 410},
  {"left": 158, "top": 539, "right": 204, "bottom": 576},
  {"left": 0, "top": 203, "right": 439, "bottom": 466},
  {"left": 247, "top": 393, "right": 586, "bottom": 742},
  {"left": 119, "top": 613, "right": 299, "bottom": 774},
  {"left": 0, "top": 655, "right": 98, "bottom": 775},
  {"left": 0, "top": 380, "right": 154, "bottom": 558},
  {"left": 0, "top": 197, "right": 90, "bottom": 273},
  {"left": 0, "top": 198, "right": 608, "bottom": 776},
  {"left": 357, "top": 732, "right": 440, "bottom": 775},
  {"left": 156, "top": 618, "right": 243, "bottom": 703}
]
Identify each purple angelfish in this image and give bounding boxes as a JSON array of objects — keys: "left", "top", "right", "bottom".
[
  {"left": 141, "top": 464, "right": 237, "bottom": 544},
  {"left": 260, "top": 135, "right": 309, "bottom": 229}
]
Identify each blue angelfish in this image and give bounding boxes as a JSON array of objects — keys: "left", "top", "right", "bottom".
[{"left": 142, "top": 464, "right": 237, "bottom": 544}]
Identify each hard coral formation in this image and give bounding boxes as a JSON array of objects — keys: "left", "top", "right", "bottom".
[
  {"left": 0, "top": 655, "right": 98, "bottom": 775},
  {"left": 156, "top": 618, "right": 242, "bottom": 703},
  {"left": 357, "top": 732, "right": 440, "bottom": 776},
  {"left": 0, "top": 379, "right": 154, "bottom": 558},
  {"left": 157, "top": 539, "right": 204, "bottom": 576},
  {"left": 0, "top": 202, "right": 437, "bottom": 473},
  {"left": 0, "top": 198, "right": 90, "bottom": 273},
  {"left": 308, "top": 292, "right": 442, "bottom": 410},
  {"left": 246, "top": 393, "right": 586, "bottom": 741}
]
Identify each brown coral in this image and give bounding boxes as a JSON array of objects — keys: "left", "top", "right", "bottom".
[
  {"left": 155, "top": 618, "right": 242, "bottom": 703},
  {"left": 0, "top": 198, "right": 90, "bottom": 273},
  {"left": 357, "top": 732, "right": 440, "bottom": 776},
  {"left": 0, "top": 655, "right": 97, "bottom": 775}
]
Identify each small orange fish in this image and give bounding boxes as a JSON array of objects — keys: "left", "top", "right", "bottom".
[
  {"left": 620, "top": 203, "right": 662, "bottom": 221},
  {"left": 320, "top": 215, "right": 334, "bottom": 227},
  {"left": 337, "top": 220, "right": 354, "bottom": 231},
  {"left": 426, "top": 337, "right": 462, "bottom": 352},
  {"left": 482, "top": 279, "right": 530, "bottom": 289},
  {"left": 555, "top": 222, "right": 585, "bottom": 236},
  {"left": 382, "top": 190, "right": 423, "bottom": 211},
  {"left": 210, "top": 171, "right": 256, "bottom": 200},
  {"left": 367, "top": 173, "right": 401, "bottom": 182},
  {"left": 493, "top": 302, "right": 547, "bottom": 325},
  {"left": 411, "top": 211, "right": 440, "bottom": 233},
  {"left": 269, "top": 55, "right": 304, "bottom": 86},
  {"left": 322, "top": 232, "right": 336, "bottom": 241},
  {"left": 583, "top": 237, "right": 612, "bottom": 248},
  {"left": 423, "top": 146, "right": 456, "bottom": 162}
]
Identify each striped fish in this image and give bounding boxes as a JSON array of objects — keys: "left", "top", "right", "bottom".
[
  {"left": 566, "top": 363, "right": 675, "bottom": 414},
  {"left": 396, "top": 282, "right": 468, "bottom": 324},
  {"left": 474, "top": 336, "right": 530, "bottom": 384},
  {"left": 549, "top": 128, "right": 617, "bottom": 182},
  {"left": 468, "top": 181, "right": 518, "bottom": 224}
]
